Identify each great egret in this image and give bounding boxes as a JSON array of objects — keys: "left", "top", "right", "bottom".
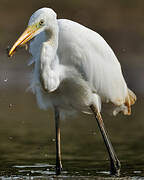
[{"left": 9, "top": 8, "right": 136, "bottom": 176}]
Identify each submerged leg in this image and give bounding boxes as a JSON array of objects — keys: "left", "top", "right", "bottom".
[
  {"left": 54, "top": 106, "right": 62, "bottom": 175},
  {"left": 90, "top": 104, "right": 121, "bottom": 176}
]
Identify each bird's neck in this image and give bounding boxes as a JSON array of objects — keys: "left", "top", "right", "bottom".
[
  {"left": 44, "top": 23, "right": 59, "bottom": 52},
  {"left": 40, "top": 23, "right": 59, "bottom": 70},
  {"left": 39, "top": 23, "right": 61, "bottom": 92}
]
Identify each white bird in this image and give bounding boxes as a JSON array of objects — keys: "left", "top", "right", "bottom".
[{"left": 9, "top": 7, "right": 136, "bottom": 176}]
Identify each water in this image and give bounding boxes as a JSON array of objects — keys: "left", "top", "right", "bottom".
[
  {"left": 0, "top": 86, "right": 143, "bottom": 179},
  {"left": 0, "top": 55, "right": 143, "bottom": 179}
]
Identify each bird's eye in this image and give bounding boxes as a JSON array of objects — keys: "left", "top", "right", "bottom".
[{"left": 39, "top": 19, "right": 44, "bottom": 26}]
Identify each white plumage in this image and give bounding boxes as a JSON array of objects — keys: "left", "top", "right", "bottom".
[
  {"left": 27, "top": 8, "right": 136, "bottom": 117},
  {"left": 8, "top": 7, "right": 136, "bottom": 175}
]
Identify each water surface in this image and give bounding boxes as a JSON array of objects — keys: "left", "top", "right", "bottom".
[{"left": 0, "top": 86, "right": 143, "bottom": 179}]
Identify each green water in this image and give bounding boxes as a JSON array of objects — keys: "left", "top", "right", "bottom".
[{"left": 0, "top": 87, "right": 143, "bottom": 179}]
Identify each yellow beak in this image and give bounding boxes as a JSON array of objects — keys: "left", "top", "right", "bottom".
[{"left": 8, "top": 26, "right": 37, "bottom": 57}]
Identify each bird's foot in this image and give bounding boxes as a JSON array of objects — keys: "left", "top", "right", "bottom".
[
  {"left": 56, "top": 162, "right": 62, "bottom": 175},
  {"left": 110, "top": 159, "right": 121, "bottom": 176}
]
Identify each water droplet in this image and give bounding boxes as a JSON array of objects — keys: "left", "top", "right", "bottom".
[
  {"left": 9, "top": 103, "right": 13, "bottom": 108},
  {"left": 9, "top": 136, "right": 13, "bottom": 140},
  {"left": 4, "top": 78, "right": 8, "bottom": 82},
  {"left": 122, "top": 48, "right": 126, "bottom": 52},
  {"left": 24, "top": 44, "right": 28, "bottom": 50}
]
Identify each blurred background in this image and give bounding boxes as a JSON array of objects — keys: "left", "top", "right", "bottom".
[{"left": 0, "top": 0, "right": 144, "bottom": 178}]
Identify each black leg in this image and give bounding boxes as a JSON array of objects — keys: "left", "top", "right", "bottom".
[
  {"left": 90, "top": 104, "right": 121, "bottom": 176},
  {"left": 54, "top": 106, "right": 62, "bottom": 175}
]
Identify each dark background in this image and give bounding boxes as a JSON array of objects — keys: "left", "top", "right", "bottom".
[{"left": 1, "top": 0, "right": 144, "bottom": 93}]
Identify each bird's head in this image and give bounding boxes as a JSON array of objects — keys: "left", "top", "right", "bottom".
[{"left": 8, "top": 8, "right": 57, "bottom": 57}]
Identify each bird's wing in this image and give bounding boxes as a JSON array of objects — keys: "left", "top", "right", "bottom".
[{"left": 57, "top": 19, "right": 128, "bottom": 105}]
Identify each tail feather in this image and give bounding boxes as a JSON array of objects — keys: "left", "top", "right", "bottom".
[
  {"left": 128, "top": 88, "right": 137, "bottom": 105},
  {"left": 124, "top": 88, "right": 136, "bottom": 115},
  {"left": 113, "top": 88, "right": 136, "bottom": 116}
]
